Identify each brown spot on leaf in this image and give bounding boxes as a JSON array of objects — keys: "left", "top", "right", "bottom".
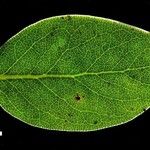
[
  {"left": 74, "top": 93, "right": 85, "bottom": 101},
  {"left": 75, "top": 94, "right": 81, "bottom": 101}
]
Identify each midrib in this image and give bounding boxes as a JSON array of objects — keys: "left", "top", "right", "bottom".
[
  {"left": 0, "top": 65, "right": 150, "bottom": 80},
  {"left": 0, "top": 70, "right": 124, "bottom": 80}
]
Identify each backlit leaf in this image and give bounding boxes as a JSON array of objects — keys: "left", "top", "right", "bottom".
[{"left": 0, "top": 15, "right": 150, "bottom": 131}]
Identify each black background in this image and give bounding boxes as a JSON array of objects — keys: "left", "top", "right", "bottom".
[{"left": 0, "top": 0, "right": 150, "bottom": 147}]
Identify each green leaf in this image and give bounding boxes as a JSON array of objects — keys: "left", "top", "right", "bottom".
[{"left": 0, "top": 15, "right": 150, "bottom": 131}]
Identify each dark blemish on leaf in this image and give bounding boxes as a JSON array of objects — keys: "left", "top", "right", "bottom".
[
  {"left": 66, "top": 15, "right": 71, "bottom": 21},
  {"left": 106, "top": 81, "right": 112, "bottom": 87},
  {"left": 64, "top": 120, "right": 67, "bottom": 123},
  {"left": 75, "top": 94, "right": 81, "bottom": 101},
  {"left": 50, "top": 30, "right": 57, "bottom": 36},
  {"left": 93, "top": 120, "right": 98, "bottom": 124},
  {"left": 131, "top": 74, "right": 136, "bottom": 79},
  {"left": 61, "top": 16, "right": 65, "bottom": 20},
  {"left": 128, "top": 72, "right": 137, "bottom": 80},
  {"left": 68, "top": 113, "right": 73, "bottom": 117},
  {"left": 74, "top": 93, "right": 85, "bottom": 101},
  {"left": 143, "top": 108, "right": 147, "bottom": 112},
  {"left": 63, "top": 15, "right": 71, "bottom": 21},
  {"left": 50, "top": 32, "right": 55, "bottom": 36},
  {"left": 50, "top": 27, "right": 58, "bottom": 36}
]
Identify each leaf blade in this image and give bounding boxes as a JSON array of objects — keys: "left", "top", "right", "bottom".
[{"left": 0, "top": 15, "right": 150, "bottom": 131}]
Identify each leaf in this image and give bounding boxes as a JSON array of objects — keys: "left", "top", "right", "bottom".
[{"left": 0, "top": 15, "right": 150, "bottom": 131}]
